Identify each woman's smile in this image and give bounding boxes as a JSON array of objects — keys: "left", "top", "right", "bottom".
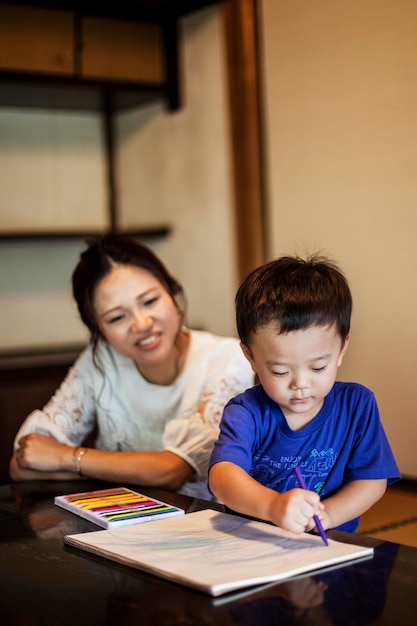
[{"left": 135, "top": 332, "right": 162, "bottom": 351}]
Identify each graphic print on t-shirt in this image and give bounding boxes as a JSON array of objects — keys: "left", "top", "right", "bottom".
[{"left": 251, "top": 448, "right": 339, "bottom": 496}]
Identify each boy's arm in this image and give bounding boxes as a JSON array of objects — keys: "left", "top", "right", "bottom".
[
  {"left": 320, "top": 479, "right": 387, "bottom": 530},
  {"left": 209, "top": 461, "right": 322, "bottom": 534}
]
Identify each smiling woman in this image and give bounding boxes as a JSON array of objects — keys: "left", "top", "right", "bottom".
[
  {"left": 93, "top": 264, "right": 187, "bottom": 386},
  {"left": 9, "top": 235, "right": 254, "bottom": 499}
]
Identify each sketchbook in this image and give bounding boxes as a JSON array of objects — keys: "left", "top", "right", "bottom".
[
  {"left": 54, "top": 487, "right": 184, "bottom": 529},
  {"left": 63, "top": 508, "right": 374, "bottom": 596}
]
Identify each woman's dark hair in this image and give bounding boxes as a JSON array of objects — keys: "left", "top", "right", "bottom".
[
  {"left": 72, "top": 235, "right": 185, "bottom": 355},
  {"left": 236, "top": 254, "right": 352, "bottom": 347}
]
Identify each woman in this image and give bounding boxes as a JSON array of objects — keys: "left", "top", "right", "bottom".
[{"left": 10, "top": 235, "right": 253, "bottom": 499}]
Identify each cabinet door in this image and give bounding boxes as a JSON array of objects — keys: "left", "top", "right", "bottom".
[
  {"left": 81, "top": 17, "right": 164, "bottom": 84},
  {"left": 0, "top": 4, "right": 74, "bottom": 75}
]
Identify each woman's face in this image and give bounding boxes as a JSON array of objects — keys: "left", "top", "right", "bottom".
[{"left": 93, "top": 264, "right": 181, "bottom": 375}]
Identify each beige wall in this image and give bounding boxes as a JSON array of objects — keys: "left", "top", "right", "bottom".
[
  {"left": 0, "top": 6, "right": 238, "bottom": 350},
  {"left": 116, "top": 8, "right": 238, "bottom": 337},
  {"left": 260, "top": 0, "right": 417, "bottom": 477}
]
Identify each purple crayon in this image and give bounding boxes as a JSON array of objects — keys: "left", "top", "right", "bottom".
[{"left": 294, "top": 466, "right": 329, "bottom": 546}]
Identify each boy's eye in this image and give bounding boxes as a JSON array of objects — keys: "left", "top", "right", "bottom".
[
  {"left": 312, "top": 366, "right": 326, "bottom": 372},
  {"left": 272, "top": 371, "right": 288, "bottom": 377}
]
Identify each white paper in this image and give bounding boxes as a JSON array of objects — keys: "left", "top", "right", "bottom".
[{"left": 64, "top": 509, "right": 374, "bottom": 597}]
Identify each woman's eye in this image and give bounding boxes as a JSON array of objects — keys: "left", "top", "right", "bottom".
[
  {"left": 144, "top": 296, "right": 158, "bottom": 307},
  {"left": 108, "top": 314, "right": 124, "bottom": 324}
]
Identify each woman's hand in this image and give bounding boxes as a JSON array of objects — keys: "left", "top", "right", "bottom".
[{"left": 15, "top": 433, "right": 73, "bottom": 472}]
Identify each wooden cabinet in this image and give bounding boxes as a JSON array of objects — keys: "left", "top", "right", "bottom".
[
  {"left": 0, "top": 5, "right": 74, "bottom": 75},
  {"left": 0, "top": 1, "right": 193, "bottom": 114},
  {"left": 0, "top": 4, "right": 166, "bottom": 88},
  {"left": 0, "top": 2, "right": 171, "bottom": 240},
  {"left": 81, "top": 17, "right": 164, "bottom": 84},
  {"left": 0, "top": 0, "right": 221, "bottom": 240}
]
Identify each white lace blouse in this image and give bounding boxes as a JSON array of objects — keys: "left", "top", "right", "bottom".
[{"left": 14, "top": 330, "right": 254, "bottom": 499}]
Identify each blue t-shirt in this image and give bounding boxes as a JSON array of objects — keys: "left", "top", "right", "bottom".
[{"left": 209, "top": 382, "right": 401, "bottom": 532}]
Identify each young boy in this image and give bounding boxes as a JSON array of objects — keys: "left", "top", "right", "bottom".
[{"left": 208, "top": 254, "right": 400, "bottom": 534}]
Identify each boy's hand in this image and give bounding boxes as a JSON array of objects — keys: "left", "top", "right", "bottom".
[
  {"left": 268, "top": 488, "right": 323, "bottom": 533},
  {"left": 314, "top": 505, "right": 335, "bottom": 531}
]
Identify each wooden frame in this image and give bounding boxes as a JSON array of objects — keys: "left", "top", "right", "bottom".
[{"left": 222, "top": 0, "right": 266, "bottom": 282}]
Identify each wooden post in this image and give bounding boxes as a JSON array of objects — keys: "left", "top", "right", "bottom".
[{"left": 222, "top": 0, "right": 266, "bottom": 282}]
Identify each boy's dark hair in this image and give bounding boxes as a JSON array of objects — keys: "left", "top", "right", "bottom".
[
  {"left": 72, "top": 234, "right": 185, "bottom": 355},
  {"left": 235, "top": 254, "right": 352, "bottom": 346}
]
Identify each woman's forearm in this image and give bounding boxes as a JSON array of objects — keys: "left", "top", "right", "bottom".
[
  {"left": 13, "top": 432, "right": 195, "bottom": 489},
  {"left": 12, "top": 435, "right": 195, "bottom": 490},
  {"left": 75, "top": 448, "right": 194, "bottom": 490}
]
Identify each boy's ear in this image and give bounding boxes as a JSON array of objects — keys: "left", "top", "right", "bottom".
[
  {"left": 240, "top": 342, "right": 257, "bottom": 373},
  {"left": 337, "top": 334, "right": 350, "bottom": 366}
]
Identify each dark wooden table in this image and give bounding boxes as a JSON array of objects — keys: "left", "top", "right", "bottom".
[{"left": 1, "top": 480, "right": 416, "bottom": 625}]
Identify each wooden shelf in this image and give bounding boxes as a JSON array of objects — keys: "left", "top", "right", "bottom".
[
  {"left": 4, "top": 1, "right": 222, "bottom": 22},
  {"left": 0, "top": 227, "right": 172, "bottom": 242},
  {"left": 0, "top": 73, "right": 167, "bottom": 112}
]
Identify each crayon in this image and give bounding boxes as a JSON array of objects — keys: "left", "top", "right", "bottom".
[{"left": 294, "top": 466, "right": 328, "bottom": 546}]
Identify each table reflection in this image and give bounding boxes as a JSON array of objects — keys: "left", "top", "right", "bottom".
[
  {"left": 228, "top": 541, "right": 399, "bottom": 625},
  {"left": 0, "top": 481, "right": 410, "bottom": 626}
]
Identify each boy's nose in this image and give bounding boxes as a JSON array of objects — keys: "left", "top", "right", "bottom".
[{"left": 290, "top": 376, "right": 310, "bottom": 390}]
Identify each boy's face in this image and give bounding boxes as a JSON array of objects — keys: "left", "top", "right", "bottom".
[{"left": 242, "top": 323, "right": 349, "bottom": 430}]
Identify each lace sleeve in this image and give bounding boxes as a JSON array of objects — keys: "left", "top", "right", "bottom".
[
  {"left": 163, "top": 364, "right": 254, "bottom": 479},
  {"left": 13, "top": 351, "right": 97, "bottom": 449}
]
